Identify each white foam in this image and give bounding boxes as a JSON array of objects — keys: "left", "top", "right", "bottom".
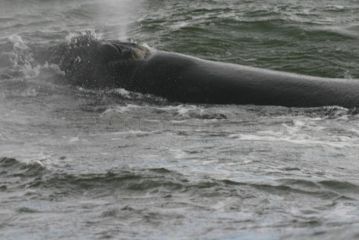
[
  {"left": 7, "top": 34, "right": 42, "bottom": 78},
  {"left": 101, "top": 104, "right": 141, "bottom": 116},
  {"left": 69, "top": 137, "right": 80, "bottom": 143},
  {"left": 229, "top": 132, "right": 356, "bottom": 148}
]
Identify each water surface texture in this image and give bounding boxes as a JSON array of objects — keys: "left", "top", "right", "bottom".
[{"left": 1, "top": 0, "right": 359, "bottom": 239}]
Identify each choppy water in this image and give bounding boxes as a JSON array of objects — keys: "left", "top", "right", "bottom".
[{"left": 1, "top": 0, "right": 359, "bottom": 239}]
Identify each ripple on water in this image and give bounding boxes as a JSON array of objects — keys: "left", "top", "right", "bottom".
[{"left": 0, "top": 0, "right": 359, "bottom": 239}]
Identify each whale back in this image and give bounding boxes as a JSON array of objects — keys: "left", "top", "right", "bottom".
[{"left": 132, "top": 51, "right": 359, "bottom": 107}]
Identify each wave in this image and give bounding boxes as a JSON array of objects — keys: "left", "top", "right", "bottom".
[{"left": 1, "top": 157, "right": 358, "bottom": 201}]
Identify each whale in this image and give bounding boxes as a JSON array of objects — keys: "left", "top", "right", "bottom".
[{"left": 52, "top": 35, "right": 359, "bottom": 108}]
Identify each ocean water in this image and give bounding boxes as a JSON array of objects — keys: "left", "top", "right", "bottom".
[{"left": 1, "top": 0, "right": 359, "bottom": 239}]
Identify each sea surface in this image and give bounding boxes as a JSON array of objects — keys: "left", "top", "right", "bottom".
[{"left": 1, "top": 0, "right": 359, "bottom": 239}]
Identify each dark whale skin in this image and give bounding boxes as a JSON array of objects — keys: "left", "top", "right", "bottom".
[
  {"left": 53, "top": 37, "right": 359, "bottom": 108},
  {"left": 130, "top": 50, "right": 359, "bottom": 107}
]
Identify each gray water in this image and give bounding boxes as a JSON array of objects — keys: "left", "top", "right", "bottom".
[{"left": 1, "top": 0, "right": 359, "bottom": 239}]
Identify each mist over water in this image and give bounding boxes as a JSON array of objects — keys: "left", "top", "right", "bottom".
[{"left": 1, "top": 0, "right": 359, "bottom": 239}]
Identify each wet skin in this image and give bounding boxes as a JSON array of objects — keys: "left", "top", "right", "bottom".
[{"left": 55, "top": 38, "right": 359, "bottom": 108}]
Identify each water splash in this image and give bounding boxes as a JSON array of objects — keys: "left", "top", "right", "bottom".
[{"left": 8, "top": 35, "right": 40, "bottom": 78}]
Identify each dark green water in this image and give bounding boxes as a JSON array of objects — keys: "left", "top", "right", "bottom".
[{"left": 1, "top": 0, "right": 359, "bottom": 239}]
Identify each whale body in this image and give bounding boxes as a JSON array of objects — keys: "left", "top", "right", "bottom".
[{"left": 53, "top": 36, "right": 359, "bottom": 108}]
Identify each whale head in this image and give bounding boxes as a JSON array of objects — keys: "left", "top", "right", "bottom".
[{"left": 51, "top": 34, "right": 150, "bottom": 88}]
